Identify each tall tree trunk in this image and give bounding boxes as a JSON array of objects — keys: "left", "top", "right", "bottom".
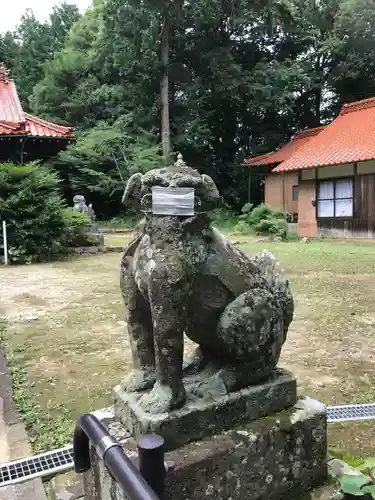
[{"left": 160, "top": 0, "right": 171, "bottom": 164}]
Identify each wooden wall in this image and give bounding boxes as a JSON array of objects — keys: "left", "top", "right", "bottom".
[
  {"left": 318, "top": 173, "right": 375, "bottom": 238},
  {"left": 297, "top": 160, "right": 375, "bottom": 238}
]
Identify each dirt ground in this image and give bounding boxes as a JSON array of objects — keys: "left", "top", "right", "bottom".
[{"left": 1, "top": 236, "right": 375, "bottom": 455}]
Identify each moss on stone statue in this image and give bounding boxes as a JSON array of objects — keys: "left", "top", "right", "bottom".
[
  {"left": 119, "top": 161, "right": 295, "bottom": 414},
  {"left": 241, "top": 406, "right": 297, "bottom": 435}
]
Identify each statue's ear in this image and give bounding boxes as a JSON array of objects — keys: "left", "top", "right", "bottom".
[
  {"left": 198, "top": 174, "right": 223, "bottom": 211},
  {"left": 122, "top": 173, "right": 143, "bottom": 207}
]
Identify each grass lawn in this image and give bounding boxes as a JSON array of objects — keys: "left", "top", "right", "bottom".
[
  {"left": 1, "top": 235, "right": 375, "bottom": 455},
  {"left": 103, "top": 232, "right": 133, "bottom": 247}
]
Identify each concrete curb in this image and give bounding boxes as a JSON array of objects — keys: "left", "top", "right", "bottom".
[{"left": 0, "top": 345, "right": 47, "bottom": 500}]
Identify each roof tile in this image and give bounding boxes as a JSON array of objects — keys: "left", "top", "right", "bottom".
[
  {"left": 0, "top": 63, "right": 73, "bottom": 139},
  {"left": 274, "top": 97, "right": 375, "bottom": 172},
  {"left": 245, "top": 127, "right": 325, "bottom": 167}
]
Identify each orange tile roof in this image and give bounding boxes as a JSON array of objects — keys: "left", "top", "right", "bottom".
[
  {"left": 0, "top": 63, "right": 73, "bottom": 139},
  {"left": 24, "top": 113, "right": 73, "bottom": 138},
  {"left": 245, "top": 127, "right": 325, "bottom": 167},
  {"left": 245, "top": 151, "right": 277, "bottom": 167},
  {"left": 274, "top": 97, "right": 375, "bottom": 172}
]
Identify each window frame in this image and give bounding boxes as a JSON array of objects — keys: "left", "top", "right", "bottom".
[
  {"left": 316, "top": 177, "right": 354, "bottom": 219},
  {"left": 292, "top": 185, "right": 299, "bottom": 201}
]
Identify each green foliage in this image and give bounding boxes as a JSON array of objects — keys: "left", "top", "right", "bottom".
[
  {"left": 30, "top": 2, "right": 103, "bottom": 125},
  {"left": 209, "top": 208, "right": 238, "bottom": 231},
  {"left": 235, "top": 203, "right": 289, "bottom": 239},
  {"left": 0, "top": 162, "right": 90, "bottom": 263},
  {"left": 329, "top": 448, "right": 365, "bottom": 467},
  {"left": 241, "top": 203, "right": 254, "bottom": 215},
  {"left": 328, "top": 450, "right": 375, "bottom": 498},
  {"left": 58, "top": 119, "right": 162, "bottom": 217},
  {"left": 5, "top": 0, "right": 375, "bottom": 215},
  {"left": 1, "top": 326, "right": 73, "bottom": 452},
  {"left": 109, "top": 212, "right": 139, "bottom": 229},
  {"left": 2, "top": 4, "right": 80, "bottom": 108},
  {"left": 245, "top": 204, "right": 286, "bottom": 226},
  {"left": 0, "top": 162, "right": 66, "bottom": 262},
  {"left": 60, "top": 208, "right": 93, "bottom": 247},
  {"left": 254, "top": 216, "right": 288, "bottom": 238},
  {"left": 340, "top": 474, "right": 373, "bottom": 496}
]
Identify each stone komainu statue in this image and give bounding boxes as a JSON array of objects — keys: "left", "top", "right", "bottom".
[
  {"left": 119, "top": 155, "right": 294, "bottom": 414},
  {"left": 73, "top": 195, "right": 89, "bottom": 214},
  {"left": 73, "top": 195, "right": 96, "bottom": 222}
]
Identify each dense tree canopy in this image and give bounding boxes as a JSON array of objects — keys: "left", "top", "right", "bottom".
[
  {"left": 1, "top": 3, "right": 80, "bottom": 107},
  {"left": 3, "top": 0, "right": 375, "bottom": 215}
]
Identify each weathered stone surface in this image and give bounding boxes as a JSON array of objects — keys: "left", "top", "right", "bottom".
[
  {"left": 100, "top": 228, "right": 134, "bottom": 234},
  {"left": 70, "top": 246, "right": 100, "bottom": 255},
  {"left": 73, "top": 195, "right": 89, "bottom": 215},
  {"left": 47, "top": 471, "right": 85, "bottom": 500},
  {"left": 83, "top": 397, "right": 327, "bottom": 500},
  {"left": 114, "top": 368, "right": 297, "bottom": 451},
  {"left": 117, "top": 155, "right": 295, "bottom": 414},
  {"left": 87, "top": 232, "right": 105, "bottom": 247},
  {"left": 104, "top": 246, "right": 126, "bottom": 253}
]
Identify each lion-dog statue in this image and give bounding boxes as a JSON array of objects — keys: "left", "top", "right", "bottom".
[{"left": 119, "top": 155, "right": 294, "bottom": 414}]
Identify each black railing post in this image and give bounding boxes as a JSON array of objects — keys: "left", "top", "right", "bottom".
[
  {"left": 137, "top": 435, "right": 165, "bottom": 498},
  {"left": 73, "top": 414, "right": 162, "bottom": 500}
]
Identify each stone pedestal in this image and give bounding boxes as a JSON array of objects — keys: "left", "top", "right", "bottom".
[
  {"left": 83, "top": 397, "right": 327, "bottom": 500},
  {"left": 87, "top": 231, "right": 104, "bottom": 247},
  {"left": 114, "top": 368, "right": 297, "bottom": 451}
]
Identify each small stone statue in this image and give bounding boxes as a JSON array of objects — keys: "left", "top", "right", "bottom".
[
  {"left": 119, "top": 155, "right": 294, "bottom": 414},
  {"left": 73, "top": 195, "right": 89, "bottom": 215},
  {"left": 73, "top": 195, "right": 96, "bottom": 223},
  {"left": 72, "top": 194, "right": 103, "bottom": 246}
]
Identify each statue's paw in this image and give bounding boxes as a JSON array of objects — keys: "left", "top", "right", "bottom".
[
  {"left": 139, "top": 381, "right": 186, "bottom": 414},
  {"left": 121, "top": 369, "right": 156, "bottom": 393}
]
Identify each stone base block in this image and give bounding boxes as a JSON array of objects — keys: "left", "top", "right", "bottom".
[
  {"left": 114, "top": 368, "right": 297, "bottom": 451},
  {"left": 83, "top": 398, "right": 327, "bottom": 500},
  {"left": 87, "top": 232, "right": 104, "bottom": 247}
]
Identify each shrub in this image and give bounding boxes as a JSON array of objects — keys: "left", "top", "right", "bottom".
[
  {"left": 332, "top": 454, "right": 375, "bottom": 498},
  {"left": 0, "top": 162, "right": 89, "bottom": 263},
  {"left": 234, "top": 203, "right": 289, "bottom": 239},
  {"left": 253, "top": 216, "right": 288, "bottom": 239},
  {"left": 246, "top": 203, "right": 285, "bottom": 226},
  {"left": 60, "top": 208, "right": 93, "bottom": 247},
  {"left": 109, "top": 210, "right": 138, "bottom": 229},
  {"left": 209, "top": 207, "right": 238, "bottom": 231}
]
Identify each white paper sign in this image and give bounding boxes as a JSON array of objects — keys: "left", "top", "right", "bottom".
[{"left": 152, "top": 186, "right": 195, "bottom": 216}]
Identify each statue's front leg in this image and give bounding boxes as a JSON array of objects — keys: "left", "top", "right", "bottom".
[
  {"left": 141, "top": 269, "right": 188, "bottom": 413},
  {"left": 120, "top": 256, "right": 156, "bottom": 392}
]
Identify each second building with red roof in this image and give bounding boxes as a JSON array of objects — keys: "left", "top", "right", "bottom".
[{"left": 245, "top": 97, "right": 375, "bottom": 239}]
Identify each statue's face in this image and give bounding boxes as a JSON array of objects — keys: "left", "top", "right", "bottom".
[
  {"left": 73, "top": 195, "right": 85, "bottom": 204},
  {"left": 138, "top": 168, "right": 202, "bottom": 215},
  {"left": 142, "top": 167, "right": 204, "bottom": 189},
  {"left": 122, "top": 166, "right": 222, "bottom": 215}
]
